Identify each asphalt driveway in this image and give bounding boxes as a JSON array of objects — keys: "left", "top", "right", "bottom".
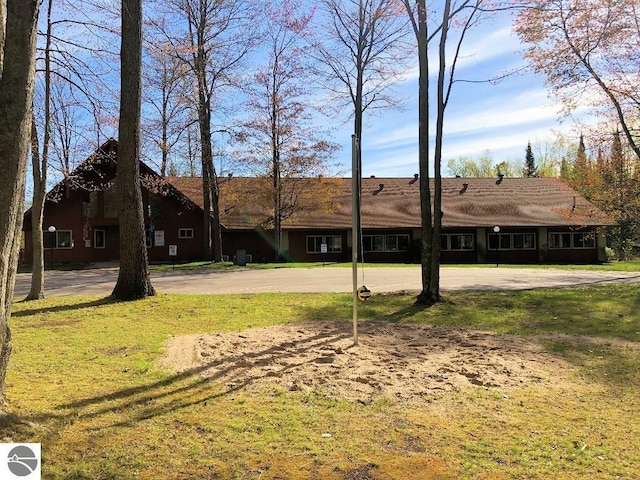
[{"left": 13, "top": 266, "right": 640, "bottom": 298}]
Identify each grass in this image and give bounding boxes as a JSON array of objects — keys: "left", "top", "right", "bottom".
[
  {"left": 3, "top": 284, "right": 640, "bottom": 479},
  {"left": 148, "top": 260, "right": 640, "bottom": 272}
]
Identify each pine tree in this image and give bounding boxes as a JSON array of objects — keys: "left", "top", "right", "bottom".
[
  {"left": 524, "top": 141, "right": 537, "bottom": 177},
  {"left": 560, "top": 156, "right": 571, "bottom": 180}
]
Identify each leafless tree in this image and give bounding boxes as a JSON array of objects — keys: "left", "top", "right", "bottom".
[
  {"left": 142, "top": 40, "right": 192, "bottom": 176},
  {"left": 403, "top": 0, "right": 497, "bottom": 304},
  {"left": 149, "top": 0, "right": 259, "bottom": 261},
  {"left": 312, "top": 0, "right": 412, "bottom": 258},
  {"left": 27, "top": 0, "right": 120, "bottom": 299},
  {"left": 236, "top": 0, "right": 339, "bottom": 260}
]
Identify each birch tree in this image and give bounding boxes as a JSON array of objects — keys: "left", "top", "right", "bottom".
[{"left": 27, "top": 0, "right": 119, "bottom": 299}]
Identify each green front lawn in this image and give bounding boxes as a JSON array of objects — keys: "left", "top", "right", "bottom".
[{"left": 3, "top": 284, "right": 639, "bottom": 479}]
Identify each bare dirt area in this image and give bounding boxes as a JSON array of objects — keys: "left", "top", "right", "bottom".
[{"left": 158, "top": 321, "right": 578, "bottom": 404}]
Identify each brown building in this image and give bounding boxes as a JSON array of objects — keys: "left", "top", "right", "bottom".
[
  {"left": 23, "top": 139, "right": 205, "bottom": 265},
  {"left": 22, "top": 140, "right": 614, "bottom": 266}
]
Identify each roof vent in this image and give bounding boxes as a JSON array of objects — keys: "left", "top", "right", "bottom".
[
  {"left": 459, "top": 183, "right": 468, "bottom": 194},
  {"left": 496, "top": 173, "right": 504, "bottom": 185},
  {"left": 373, "top": 183, "right": 385, "bottom": 195},
  {"left": 409, "top": 173, "right": 418, "bottom": 184}
]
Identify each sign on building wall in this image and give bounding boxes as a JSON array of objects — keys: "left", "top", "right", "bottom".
[
  {"left": 169, "top": 245, "right": 177, "bottom": 256},
  {"left": 154, "top": 230, "right": 165, "bottom": 247}
]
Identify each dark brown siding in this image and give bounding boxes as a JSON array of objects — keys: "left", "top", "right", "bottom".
[{"left": 223, "top": 231, "right": 275, "bottom": 263}]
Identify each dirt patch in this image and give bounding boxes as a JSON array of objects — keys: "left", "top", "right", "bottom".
[{"left": 158, "top": 321, "right": 573, "bottom": 404}]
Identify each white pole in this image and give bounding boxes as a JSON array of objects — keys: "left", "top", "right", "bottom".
[{"left": 351, "top": 134, "right": 359, "bottom": 346}]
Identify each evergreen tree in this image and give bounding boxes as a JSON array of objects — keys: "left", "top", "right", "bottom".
[
  {"left": 523, "top": 141, "right": 537, "bottom": 177},
  {"left": 560, "top": 156, "right": 571, "bottom": 180}
]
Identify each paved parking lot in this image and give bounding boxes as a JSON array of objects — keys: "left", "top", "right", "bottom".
[{"left": 13, "top": 265, "right": 640, "bottom": 298}]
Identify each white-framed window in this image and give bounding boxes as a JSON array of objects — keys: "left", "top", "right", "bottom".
[
  {"left": 549, "top": 232, "right": 595, "bottom": 249},
  {"left": 441, "top": 233, "right": 474, "bottom": 251},
  {"left": 94, "top": 229, "right": 106, "bottom": 249},
  {"left": 363, "top": 234, "right": 410, "bottom": 252},
  {"left": 488, "top": 232, "right": 536, "bottom": 250},
  {"left": 178, "top": 228, "right": 194, "bottom": 239},
  {"left": 307, "top": 235, "right": 342, "bottom": 253},
  {"left": 44, "top": 230, "right": 73, "bottom": 249}
]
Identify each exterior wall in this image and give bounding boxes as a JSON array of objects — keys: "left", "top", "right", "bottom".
[
  {"left": 544, "top": 227, "right": 600, "bottom": 263},
  {"left": 223, "top": 230, "right": 276, "bottom": 263},
  {"left": 440, "top": 228, "right": 477, "bottom": 264},
  {"left": 143, "top": 190, "right": 204, "bottom": 263},
  {"left": 22, "top": 189, "right": 607, "bottom": 267},
  {"left": 24, "top": 190, "right": 91, "bottom": 265},
  {"left": 483, "top": 227, "right": 540, "bottom": 265},
  {"left": 23, "top": 187, "right": 204, "bottom": 265},
  {"left": 287, "top": 230, "right": 348, "bottom": 263},
  {"left": 360, "top": 229, "right": 414, "bottom": 263}
]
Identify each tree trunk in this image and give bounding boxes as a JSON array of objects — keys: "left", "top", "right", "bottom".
[
  {"left": 413, "top": 0, "right": 436, "bottom": 306},
  {"left": 427, "top": 0, "right": 451, "bottom": 304},
  {"left": 210, "top": 164, "right": 222, "bottom": 262},
  {"left": 27, "top": 116, "right": 45, "bottom": 300},
  {"left": 26, "top": 0, "right": 53, "bottom": 300},
  {"left": 199, "top": 103, "right": 213, "bottom": 261},
  {"left": 112, "top": 0, "right": 155, "bottom": 300},
  {"left": 0, "top": 0, "right": 40, "bottom": 404}
]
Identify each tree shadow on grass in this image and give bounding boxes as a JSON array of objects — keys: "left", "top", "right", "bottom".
[
  {"left": 22, "top": 325, "right": 351, "bottom": 431},
  {"left": 11, "top": 296, "right": 117, "bottom": 318},
  {"left": 11, "top": 296, "right": 120, "bottom": 318}
]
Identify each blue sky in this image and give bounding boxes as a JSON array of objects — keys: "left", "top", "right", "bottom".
[{"left": 329, "top": 11, "right": 574, "bottom": 178}]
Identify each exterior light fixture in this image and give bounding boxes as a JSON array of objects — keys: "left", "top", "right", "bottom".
[
  {"left": 493, "top": 225, "right": 500, "bottom": 267},
  {"left": 47, "top": 225, "right": 56, "bottom": 269}
]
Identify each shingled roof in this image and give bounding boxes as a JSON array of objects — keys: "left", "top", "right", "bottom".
[{"left": 167, "top": 176, "right": 614, "bottom": 230}]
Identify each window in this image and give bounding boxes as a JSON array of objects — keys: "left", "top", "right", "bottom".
[
  {"left": 363, "top": 235, "right": 384, "bottom": 252},
  {"left": 549, "top": 232, "right": 572, "bottom": 249},
  {"left": 363, "top": 234, "right": 410, "bottom": 253},
  {"left": 178, "top": 228, "right": 194, "bottom": 239},
  {"left": 148, "top": 193, "right": 163, "bottom": 218},
  {"left": 513, "top": 233, "right": 535, "bottom": 249},
  {"left": 573, "top": 232, "right": 595, "bottom": 248},
  {"left": 440, "top": 233, "right": 474, "bottom": 250},
  {"left": 549, "top": 232, "right": 595, "bottom": 249},
  {"left": 146, "top": 227, "right": 154, "bottom": 248},
  {"left": 94, "top": 229, "right": 106, "bottom": 249},
  {"left": 441, "top": 233, "right": 474, "bottom": 251},
  {"left": 489, "top": 232, "right": 535, "bottom": 250},
  {"left": 44, "top": 230, "right": 73, "bottom": 249},
  {"left": 450, "top": 234, "right": 474, "bottom": 251},
  {"left": 307, "top": 235, "right": 342, "bottom": 253}
]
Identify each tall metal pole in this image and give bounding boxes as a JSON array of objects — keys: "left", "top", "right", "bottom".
[{"left": 351, "top": 134, "right": 359, "bottom": 346}]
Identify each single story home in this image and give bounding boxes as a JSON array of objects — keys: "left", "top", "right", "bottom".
[{"left": 22, "top": 139, "right": 614, "bottom": 266}]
